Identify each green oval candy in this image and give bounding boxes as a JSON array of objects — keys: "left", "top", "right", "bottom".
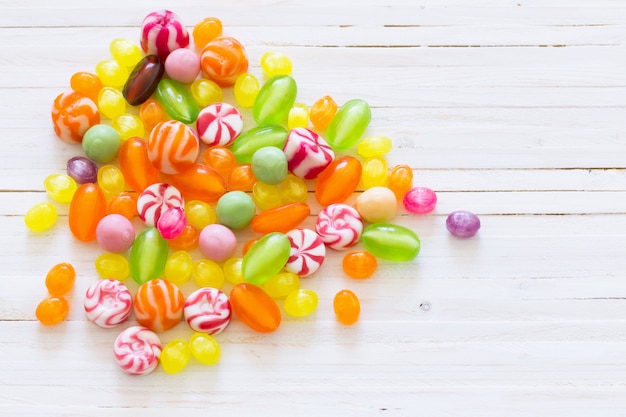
[
  {"left": 82, "top": 124, "right": 121, "bottom": 163},
  {"left": 216, "top": 191, "right": 256, "bottom": 230},
  {"left": 232, "top": 125, "right": 288, "bottom": 163},
  {"left": 129, "top": 227, "right": 169, "bottom": 284},
  {"left": 253, "top": 75, "right": 297, "bottom": 125},
  {"left": 362, "top": 223, "right": 420, "bottom": 262},
  {"left": 156, "top": 78, "right": 200, "bottom": 124},
  {"left": 242, "top": 232, "right": 291, "bottom": 285},
  {"left": 326, "top": 99, "right": 371, "bottom": 150}
]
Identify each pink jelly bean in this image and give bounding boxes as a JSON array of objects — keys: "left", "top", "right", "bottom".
[
  {"left": 283, "top": 127, "right": 334, "bottom": 179},
  {"left": 137, "top": 182, "right": 184, "bottom": 227},
  {"left": 285, "top": 228, "right": 326, "bottom": 277},
  {"left": 316, "top": 203, "right": 363, "bottom": 250},
  {"left": 157, "top": 206, "right": 187, "bottom": 239},
  {"left": 113, "top": 326, "right": 162, "bottom": 376},
  {"left": 198, "top": 223, "right": 237, "bottom": 262},
  {"left": 140, "top": 10, "right": 189, "bottom": 61},
  {"left": 96, "top": 214, "right": 136, "bottom": 253},
  {"left": 84, "top": 279, "right": 133, "bottom": 328},
  {"left": 403, "top": 186, "right": 437, "bottom": 214},
  {"left": 183, "top": 287, "right": 232, "bottom": 334},
  {"left": 164, "top": 48, "right": 201, "bottom": 83},
  {"left": 196, "top": 102, "right": 243, "bottom": 147}
]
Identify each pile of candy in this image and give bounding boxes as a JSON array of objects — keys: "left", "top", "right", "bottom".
[{"left": 27, "top": 10, "right": 481, "bottom": 376}]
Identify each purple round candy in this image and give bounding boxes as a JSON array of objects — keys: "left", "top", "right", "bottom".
[
  {"left": 446, "top": 210, "right": 481, "bottom": 238},
  {"left": 67, "top": 156, "right": 97, "bottom": 184},
  {"left": 198, "top": 224, "right": 237, "bottom": 262},
  {"left": 96, "top": 214, "right": 136, "bottom": 253},
  {"left": 403, "top": 187, "right": 437, "bottom": 214}
]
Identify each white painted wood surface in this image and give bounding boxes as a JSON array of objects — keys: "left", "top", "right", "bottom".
[{"left": 2, "top": 0, "right": 626, "bottom": 415}]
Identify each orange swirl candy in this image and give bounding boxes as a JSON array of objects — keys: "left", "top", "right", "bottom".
[
  {"left": 147, "top": 120, "right": 200, "bottom": 175},
  {"left": 200, "top": 36, "right": 248, "bottom": 87},
  {"left": 51, "top": 91, "right": 100, "bottom": 144},
  {"left": 133, "top": 278, "right": 185, "bottom": 332}
]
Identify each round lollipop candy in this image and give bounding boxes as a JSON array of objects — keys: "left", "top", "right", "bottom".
[
  {"left": 196, "top": 102, "right": 243, "bottom": 147},
  {"left": 137, "top": 183, "right": 184, "bottom": 227},
  {"left": 285, "top": 228, "right": 326, "bottom": 277},
  {"left": 282, "top": 127, "right": 334, "bottom": 180},
  {"left": 113, "top": 326, "right": 162, "bottom": 376},
  {"left": 316, "top": 204, "right": 363, "bottom": 250},
  {"left": 183, "top": 287, "right": 232, "bottom": 334},
  {"left": 84, "top": 279, "right": 133, "bottom": 328}
]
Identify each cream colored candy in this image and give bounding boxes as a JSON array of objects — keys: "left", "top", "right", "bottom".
[{"left": 354, "top": 186, "right": 397, "bottom": 223}]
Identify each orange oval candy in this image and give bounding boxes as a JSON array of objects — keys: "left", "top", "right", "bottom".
[
  {"left": 169, "top": 163, "right": 227, "bottom": 203},
  {"left": 119, "top": 137, "right": 159, "bottom": 193},
  {"left": 342, "top": 250, "right": 378, "bottom": 279},
  {"left": 200, "top": 36, "right": 249, "bottom": 87},
  {"left": 68, "top": 183, "right": 107, "bottom": 242},
  {"left": 228, "top": 164, "right": 257, "bottom": 192},
  {"left": 202, "top": 146, "right": 237, "bottom": 179},
  {"left": 310, "top": 95, "right": 337, "bottom": 130},
  {"left": 387, "top": 164, "right": 414, "bottom": 200},
  {"left": 139, "top": 99, "right": 168, "bottom": 132},
  {"left": 315, "top": 155, "right": 362, "bottom": 206},
  {"left": 107, "top": 191, "right": 139, "bottom": 219},
  {"left": 333, "top": 289, "right": 360, "bottom": 325},
  {"left": 168, "top": 224, "right": 200, "bottom": 251},
  {"left": 45, "top": 263, "right": 76, "bottom": 296},
  {"left": 230, "top": 283, "right": 281, "bottom": 332},
  {"left": 36, "top": 296, "right": 70, "bottom": 325},
  {"left": 251, "top": 202, "right": 310, "bottom": 234}
]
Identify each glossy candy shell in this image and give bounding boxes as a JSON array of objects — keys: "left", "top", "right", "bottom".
[
  {"left": 123, "top": 55, "right": 164, "bottom": 106},
  {"left": 362, "top": 223, "right": 420, "bottom": 262},
  {"left": 230, "top": 283, "right": 281, "bottom": 333}
]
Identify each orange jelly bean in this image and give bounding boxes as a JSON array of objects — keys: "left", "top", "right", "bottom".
[
  {"left": 139, "top": 99, "right": 168, "bottom": 133},
  {"left": 68, "top": 183, "right": 107, "bottom": 242},
  {"left": 202, "top": 146, "right": 237, "bottom": 178},
  {"left": 193, "top": 17, "right": 223, "bottom": 50},
  {"left": 315, "top": 155, "right": 362, "bottom": 206},
  {"left": 250, "top": 202, "right": 310, "bottom": 234},
  {"left": 168, "top": 224, "right": 200, "bottom": 251},
  {"left": 228, "top": 164, "right": 256, "bottom": 192},
  {"left": 107, "top": 191, "right": 139, "bottom": 219},
  {"left": 45, "top": 263, "right": 76, "bottom": 296},
  {"left": 230, "top": 283, "right": 281, "bottom": 333},
  {"left": 309, "top": 95, "right": 337, "bottom": 130},
  {"left": 342, "top": 250, "right": 378, "bottom": 279},
  {"left": 119, "top": 137, "right": 159, "bottom": 192},
  {"left": 333, "top": 289, "right": 360, "bottom": 325},
  {"left": 170, "top": 163, "right": 227, "bottom": 203},
  {"left": 36, "top": 296, "right": 69, "bottom": 325},
  {"left": 387, "top": 164, "right": 414, "bottom": 200},
  {"left": 70, "top": 71, "right": 103, "bottom": 103}
]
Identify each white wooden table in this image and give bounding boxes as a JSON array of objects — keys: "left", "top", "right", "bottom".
[{"left": 2, "top": 0, "right": 626, "bottom": 415}]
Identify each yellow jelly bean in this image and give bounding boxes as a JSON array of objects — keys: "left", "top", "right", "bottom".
[
  {"left": 260, "top": 52, "right": 292, "bottom": 77},
  {"left": 43, "top": 173, "right": 77, "bottom": 203},
  {"left": 191, "top": 78, "right": 222, "bottom": 108},
  {"left": 361, "top": 156, "right": 388, "bottom": 189},
  {"left": 185, "top": 200, "right": 217, "bottom": 230},
  {"left": 287, "top": 102, "right": 309, "bottom": 130},
  {"left": 189, "top": 332, "right": 220, "bottom": 365},
  {"left": 94, "top": 253, "right": 130, "bottom": 281},
  {"left": 234, "top": 73, "right": 259, "bottom": 108},
  {"left": 357, "top": 136, "right": 393, "bottom": 158},
  {"left": 164, "top": 250, "right": 193, "bottom": 286},
  {"left": 284, "top": 289, "right": 318, "bottom": 317},
  {"left": 223, "top": 257, "right": 244, "bottom": 285},
  {"left": 109, "top": 38, "right": 142, "bottom": 68},
  {"left": 97, "top": 165, "right": 126, "bottom": 198},
  {"left": 252, "top": 181, "right": 283, "bottom": 210},
  {"left": 95, "top": 59, "right": 128, "bottom": 88},
  {"left": 192, "top": 259, "right": 224, "bottom": 288},
  {"left": 160, "top": 339, "right": 191, "bottom": 374},
  {"left": 280, "top": 174, "right": 308, "bottom": 203},
  {"left": 24, "top": 202, "right": 57, "bottom": 232},
  {"left": 112, "top": 113, "right": 145, "bottom": 140},
  {"left": 98, "top": 87, "right": 126, "bottom": 120},
  {"left": 263, "top": 271, "right": 300, "bottom": 299}
]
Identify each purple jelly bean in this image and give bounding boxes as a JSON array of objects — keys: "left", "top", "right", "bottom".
[
  {"left": 446, "top": 210, "right": 481, "bottom": 238},
  {"left": 67, "top": 156, "right": 98, "bottom": 184},
  {"left": 403, "top": 187, "right": 437, "bottom": 214}
]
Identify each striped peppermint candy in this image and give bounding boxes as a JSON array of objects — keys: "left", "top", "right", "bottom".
[
  {"left": 134, "top": 279, "right": 185, "bottom": 333},
  {"left": 114, "top": 326, "right": 162, "bottom": 376},
  {"left": 283, "top": 127, "right": 335, "bottom": 179},
  {"left": 183, "top": 287, "right": 232, "bottom": 334},
  {"left": 196, "top": 102, "right": 243, "bottom": 147},
  {"left": 285, "top": 228, "right": 326, "bottom": 277},
  {"left": 137, "top": 182, "right": 184, "bottom": 227},
  {"left": 140, "top": 10, "right": 189, "bottom": 61},
  {"left": 84, "top": 279, "right": 132, "bottom": 328},
  {"left": 316, "top": 204, "right": 363, "bottom": 250},
  {"left": 147, "top": 120, "right": 199, "bottom": 175}
]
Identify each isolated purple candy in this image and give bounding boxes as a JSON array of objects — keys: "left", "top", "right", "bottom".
[{"left": 446, "top": 210, "right": 481, "bottom": 238}]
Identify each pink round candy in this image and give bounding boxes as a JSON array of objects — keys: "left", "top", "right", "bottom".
[
  {"left": 316, "top": 204, "right": 363, "bottom": 251},
  {"left": 84, "top": 279, "right": 133, "bottom": 328},
  {"left": 285, "top": 228, "right": 326, "bottom": 277},
  {"left": 96, "top": 214, "right": 136, "bottom": 253},
  {"left": 140, "top": 10, "right": 189, "bottom": 61},
  {"left": 283, "top": 127, "right": 335, "bottom": 179},
  {"left": 403, "top": 187, "right": 437, "bottom": 214},
  {"left": 157, "top": 206, "right": 187, "bottom": 239},
  {"left": 198, "top": 224, "right": 237, "bottom": 262},
  {"left": 196, "top": 102, "right": 243, "bottom": 147},
  {"left": 164, "top": 48, "right": 201, "bottom": 83},
  {"left": 183, "top": 287, "right": 232, "bottom": 334},
  {"left": 137, "top": 182, "right": 184, "bottom": 227},
  {"left": 113, "top": 326, "right": 162, "bottom": 376}
]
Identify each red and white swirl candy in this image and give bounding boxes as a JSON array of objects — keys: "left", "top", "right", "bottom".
[
  {"left": 113, "top": 326, "right": 162, "bottom": 376},
  {"left": 140, "top": 10, "right": 189, "bottom": 61},
  {"left": 315, "top": 203, "right": 363, "bottom": 250},
  {"left": 285, "top": 228, "right": 326, "bottom": 277},
  {"left": 196, "top": 102, "right": 243, "bottom": 147},
  {"left": 137, "top": 183, "right": 184, "bottom": 227},
  {"left": 84, "top": 279, "right": 132, "bottom": 328},
  {"left": 283, "top": 127, "right": 335, "bottom": 179},
  {"left": 183, "top": 287, "right": 232, "bottom": 335}
]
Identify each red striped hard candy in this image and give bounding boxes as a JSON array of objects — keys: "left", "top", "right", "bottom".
[
  {"left": 285, "top": 228, "right": 326, "bottom": 277},
  {"left": 283, "top": 127, "right": 334, "bottom": 179},
  {"left": 316, "top": 204, "right": 363, "bottom": 250},
  {"left": 196, "top": 102, "right": 243, "bottom": 147},
  {"left": 183, "top": 287, "right": 232, "bottom": 334},
  {"left": 137, "top": 182, "right": 184, "bottom": 227}
]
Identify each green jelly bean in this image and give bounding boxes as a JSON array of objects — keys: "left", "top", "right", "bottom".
[
  {"left": 232, "top": 125, "right": 288, "bottom": 163},
  {"left": 326, "top": 99, "right": 371, "bottom": 150},
  {"left": 216, "top": 191, "right": 256, "bottom": 230},
  {"left": 129, "top": 227, "right": 169, "bottom": 284},
  {"left": 251, "top": 146, "right": 288, "bottom": 185},
  {"left": 82, "top": 124, "right": 121, "bottom": 163},
  {"left": 253, "top": 75, "right": 297, "bottom": 125},
  {"left": 362, "top": 223, "right": 420, "bottom": 262},
  {"left": 156, "top": 78, "right": 199, "bottom": 124},
  {"left": 242, "top": 232, "right": 291, "bottom": 285}
]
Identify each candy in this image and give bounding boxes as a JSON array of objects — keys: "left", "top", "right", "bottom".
[
  {"left": 115, "top": 114, "right": 146, "bottom": 141},
  {"left": 118, "top": 137, "right": 159, "bottom": 193},
  {"left": 263, "top": 271, "right": 300, "bottom": 298},
  {"left": 113, "top": 326, "right": 162, "bottom": 376},
  {"left": 96, "top": 214, "right": 136, "bottom": 253},
  {"left": 171, "top": 163, "right": 227, "bottom": 203},
  {"left": 168, "top": 224, "right": 200, "bottom": 251},
  {"left": 202, "top": 146, "right": 237, "bottom": 179},
  {"left": 45, "top": 263, "right": 75, "bottom": 296},
  {"left": 140, "top": 9, "right": 189, "bottom": 61},
  {"left": 98, "top": 86, "right": 126, "bottom": 119},
  {"left": 68, "top": 183, "right": 107, "bottom": 242},
  {"left": 35, "top": 296, "right": 69, "bottom": 325},
  {"left": 234, "top": 72, "right": 259, "bottom": 108},
  {"left": 147, "top": 120, "right": 200, "bottom": 175},
  {"left": 253, "top": 74, "right": 297, "bottom": 125},
  {"left": 84, "top": 279, "right": 132, "bottom": 328},
  {"left": 230, "top": 283, "right": 281, "bottom": 333},
  {"left": 403, "top": 187, "right": 437, "bottom": 214},
  {"left": 134, "top": 278, "right": 185, "bottom": 332},
  {"left": 361, "top": 156, "right": 388, "bottom": 189},
  {"left": 215, "top": 191, "right": 256, "bottom": 230},
  {"left": 51, "top": 91, "right": 100, "bottom": 144},
  {"left": 342, "top": 251, "right": 377, "bottom": 279},
  {"left": 95, "top": 59, "right": 129, "bottom": 88},
  {"left": 198, "top": 224, "right": 237, "bottom": 262},
  {"left": 97, "top": 165, "right": 125, "bottom": 199},
  {"left": 357, "top": 136, "right": 393, "bottom": 158},
  {"left": 227, "top": 164, "right": 257, "bottom": 192},
  {"left": 284, "top": 289, "right": 318, "bottom": 318},
  {"left": 164, "top": 48, "right": 201, "bottom": 83},
  {"left": 193, "top": 17, "right": 223, "bottom": 50},
  {"left": 110, "top": 38, "right": 142, "bottom": 67},
  {"left": 185, "top": 200, "right": 217, "bottom": 229},
  {"left": 232, "top": 124, "right": 288, "bottom": 164},
  {"left": 251, "top": 202, "right": 310, "bottom": 234},
  {"left": 70, "top": 72, "right": 103, "bottom": 102},
  {"left": 362, "top": 223, "right": 420, "bottom": 261},
  {"left": 284, "top": 228, "right": 326, "bottom": 277},
  {"left": 183, "top": 287, "right": 232, "bottom": 334},
  {"left": 446, "top": 210, "right": 481, "bottom": 238},
  {"left": 354, "top": 186, "right": 397, "bottom": 223},
  {"left": 157, "top": 206, "right": 187, "bottom": 240},
  {"left": 129, "top": 227, "right": 169, "bottom": 284},
  {"left": 156, "top": 79, "right": 200, "bottom": 124},
  {"left": 190, "top": 78, "right": 222, "bottom": 107},
  {"left": 223, "top": 257, "right": 244, "bottom": 285},
  {"left": 251, "top": 182, "right": 282, "bottom": 210},
  {"left": 137, "top": 182, "right": 184, "bottom": 227},
  {"left": 164, "top": 250, "right": 193, "bottom": 285},
  {"left": 326, "top": 99, "right": 371, "bottom": 150},
  {"left": 315, "top": 155, "right": 362, "bottom": 206},
  {"left": 139, "top": 99, "right": 167, "bottom": 132},
  {"left": 251, "top": 146, "right": 288, "bottom": 185},
  {"left": 66, "top": 156, "right": 97, "bottom": 184},
  {"left": 160, "top": 339, "right": 191, "bottom": 374},
  {"left": 333, "top": 289, "right": 360, "bottom": 325},
  {"left": 242, "top": 232, "right": 291, "bottom": 285},
  {"left": 189, "top": 332, "right": 220, "bottom": 365},
  {"left": 95, "top": 253, "right": 129, "bottom": 281},
  {"left": 82, "top": 124, "right": 121, "bottom": 164},
  {"left": 196, "top": 102, "right": 243, "bottom": 147},
  {"left": 24, "top": 202, "right": 57, "bottom": 233},
  {"left": 123, "top": 55, "right": 164, "bottom": 106},
  {"left": 309, "top": 95, "right": 337, "bottom": 130},
  {"left": 200, "top": 36, "right": 248, "bottom": 86},
  {"left": 316, "top": 204, "right": 363, "bottom": 251},
  {"left": 388, "top": 164, "right": 414, "bottom": 201},
  {"left": 287, "top": 102, "right": 309, "bottom": 130},
  {"left": 282, "top": 127, "right": 334, "bottom": 180},
  {"left": 193, "top": 259, "right": 224, "bottom": 288},
  {"left": 280, "top": 174, "right": 308, "bottom": 203},
  {"left": 107, "top": 192, "right": 138, "bottom": 220}
]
